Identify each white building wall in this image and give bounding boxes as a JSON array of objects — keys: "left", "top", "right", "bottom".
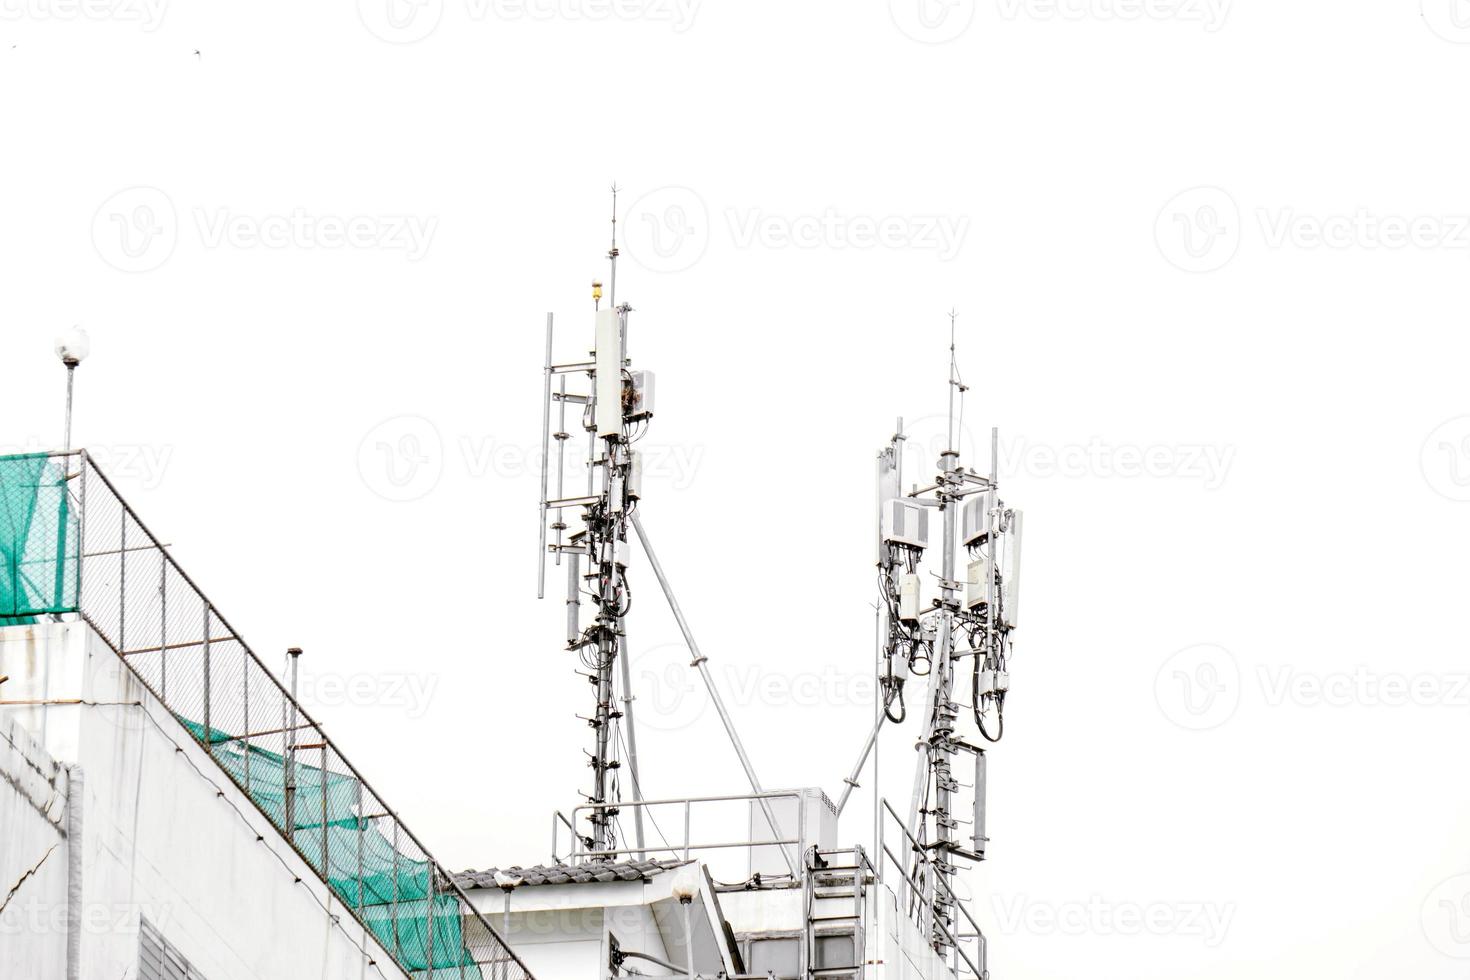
[
  {"left": 470, "top": 883, "right": 669, "bottom": 977},
  {"left": 0, "top": 621, "right": 410, "bottom": 980},
  {"left": 465, "top": 872, "right": 733, "bottom": 978},
  {"left": 870, "top": 884, "right": 962, "bottom": 980},
  {"left": 0, "top": 714, "right": 71, "bottom": 977}
]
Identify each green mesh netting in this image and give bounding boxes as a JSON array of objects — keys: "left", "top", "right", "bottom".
[
  {"left": 0, "top": 453, "right": 79, "bottom": 624},
  {"left": 179, "top": 719, "right": 484, "bottom": 978},
  {"left": 185, "top": 722, "right": 486, "bottom": 976}
]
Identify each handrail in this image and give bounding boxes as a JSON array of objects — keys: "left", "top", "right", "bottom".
[
  {"left": 57, "top": 449, "right": 534, "bottom": 980},
  {"left": 564, "top": 790, "right": 809, "bottom": 872},
  {"left": 879, "top": 797, "right": 989, "bottom": 980},
  {"left": 551, "top": 810, "right": 577, "bottom": 864}
]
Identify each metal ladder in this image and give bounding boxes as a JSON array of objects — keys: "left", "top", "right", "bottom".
[{"left": 804, "top": 846, "right": 870, "bottom": 979}]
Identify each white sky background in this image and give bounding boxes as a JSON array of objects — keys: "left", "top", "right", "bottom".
[{"left": 4, "top": 1, "right": 1470, "bottom": 977}]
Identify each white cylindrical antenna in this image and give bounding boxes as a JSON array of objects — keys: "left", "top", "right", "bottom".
[
  {"left": 946, "top": 310, "right": 967, "bottom": 457},
  {"left": 947, "top": 311, "right": 956, "bottom": 453},
  {"left": 607, "top": 182, "right": 620, "bottom": 309},
  {"left": 538, "top": 313, "right": 555, "bottom": 599}
]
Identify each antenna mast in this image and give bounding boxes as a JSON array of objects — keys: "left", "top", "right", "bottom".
[
  {"left": 872, "top": 312, "right": 1025, "bottom": 952},
  {"left": 536, "top": 190, "right": 654, "bottom": 858}
]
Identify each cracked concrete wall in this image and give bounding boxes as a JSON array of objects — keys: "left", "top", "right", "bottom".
[{"left": 0, "top": 713, "right": 70, "bottom": 977}]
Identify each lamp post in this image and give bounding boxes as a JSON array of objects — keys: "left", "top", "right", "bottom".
[
  {"left": 50, "top": 327, "right": 90, "bottom": 614},
  {"left": 493, "top": 870, "right": 523, "bottom": 978},
  {"left": 671, "top": 865, "right": 700, "bottom": 980},
  {"left": 54, "top": 327, "right": 90, "bottom": 454}
]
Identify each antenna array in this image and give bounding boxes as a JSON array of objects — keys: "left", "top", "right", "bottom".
[
  {"left": 874, "top": 315, "right": 1025, "bottom": 952},
  {"left": 536, "top": 191, "right": 655, "bottom": 856},
  {"left": 531, "top": 206, "right": 1026, "bottom": 961}
]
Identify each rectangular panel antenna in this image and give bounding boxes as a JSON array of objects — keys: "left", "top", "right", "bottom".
[
  {"left": 1002, "top": 510, "right": 1023, "bottom": 629},
  {"left": 595, "top": 308, "right": 622, "bottom": 438}
]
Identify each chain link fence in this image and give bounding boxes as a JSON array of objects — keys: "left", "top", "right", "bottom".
[{"left": 55, "top": 450, "right": 531, "bottom": 980}]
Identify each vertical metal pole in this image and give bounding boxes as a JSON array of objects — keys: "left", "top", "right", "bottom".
[
  {"left": 882, "top": 804, "right": 896, "bottom": 913},
  {"left": 76, "top": 453, "right": 86, "bottom": 607},
  {"left": 553, "top": 375, "right": 568, "bottom": 563},
  {"left": 799, "top": 792, "right": 808, "bottom": 872},
  {"left": 119, "top": 517, "right": 126, "bottom": 651},
  {"left": 853, "top": 843, "right": 866, "bottom": 975},
  {"left": 586, "top": 428, "right": 595, "bottom": 496},
  {"left": 608, "top": 186, "right": 619, "bottom": 311},
  {"left": 930, "top": 447, "right": 960, "bottom": 947},
  {"left": 321, "top": 745, "right": 330, "bottom": 885},
  {"left": 391, "top": 822, "right": 401, "bottom": 961},
  {"left": 873, "top": 603, "right": 881, "bottom": 872},
  {"left": 52, "top": 456, "right": 70, "bottom": 610},
  {"left": 989, "top": 427, "right": 999, "bottom": 643},
  {"left": 503, "top": 890, "right": 513, "bottom": 980},
  {"left": 537, "top": 313, "right": 554, "bottom": 599},
  {"left": 616, "top": 615, "right": 646, "bottom": 860},
  {"left": 279, "top": 675, "right": 287, "bottom": 826},
  {"left": 243, "top": 655, "right": 251, "bottom": 796},
  {"left": 286, "top": 647, "right": 301, "bottom": 844},
  {"left": 355, "top": 781, "right": 365, "bottom": 915},
  {"left": 586, "top": 302, "right": 629, "bottom": 858},
  {"left": 589, "top": 584, "right": 616, "bottom": 852},
  {"left": 62, "top": 364, "right": 75, "bottom": 454},
  {"left": 590, "top": 546, "right": 617, "bottom": 854},
  {"left": 460, "top": 899, "right": 468, "bottom": 980},
  {"left": 202, "top": 605, "right": 211, "bottom": 751},
  {"left": 582, "top": 309, "right": 622, "bottom": 856},
  {"left": 805, "top": 858, "right": 817, "bottom": 980},
  {"left": 425, "top": 868, "right": 437, "bottom": 977},
  {"left": 681, "top": 900, "right": 694, "bottom": 980},
  {"left": 159, "top": 561, "right": 167, "bottom": 702}
]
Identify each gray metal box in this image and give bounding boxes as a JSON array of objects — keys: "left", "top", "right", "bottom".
[{"left": 747, "top": 788, "right": 838, "bottom": 877}]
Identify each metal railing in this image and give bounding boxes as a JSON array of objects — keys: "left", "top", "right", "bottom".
[
  {"left": 56, "top": 450, "right": 533, "bottom": 980},
  {"left": 877, "top": 797, "right": 989, "bottom": 980},
  {"left": 554, "top": 790, "right": 809, "bottom": 873},
  {"left": 557, "top": 791, "right": 989, "bottom": 980}
]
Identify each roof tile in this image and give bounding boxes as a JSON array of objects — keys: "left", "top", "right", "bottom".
[{"left": 453, "top": 858, "right": 688, "bottom": 890}]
